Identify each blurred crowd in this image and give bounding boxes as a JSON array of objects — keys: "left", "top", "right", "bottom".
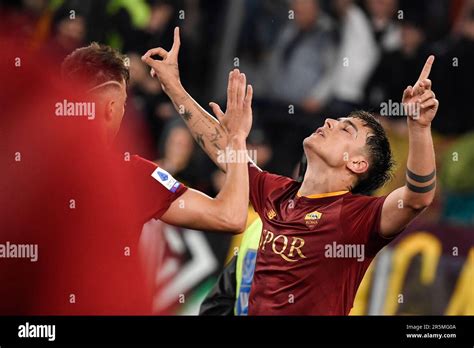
[{"left": 2, "top": 0, "right": 473, "bottom": 226}]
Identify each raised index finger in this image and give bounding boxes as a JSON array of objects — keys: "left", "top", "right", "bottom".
[
  {"left": 171, "top": 27, "right": 181, "bottom": 54},
  {"left": 418, "top": 55, "right": 435, "bottom": 81}
]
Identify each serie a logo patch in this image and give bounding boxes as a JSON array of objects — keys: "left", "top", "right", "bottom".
[{"left": 151, "top": 167, "right": 181, "bottom": 192}]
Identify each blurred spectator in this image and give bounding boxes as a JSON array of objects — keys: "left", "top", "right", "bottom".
[
  {"left": 41, "top": 7, "right": 86, "bottom": 63},
  {"left": 433, "top": 0, "right": 474, "bottom": 134},
  {"left": 399, "top": 0, "right": 451, "bottom": 42},
  {"left": 365, "top": 10, "right": 431, "bottom": 118},
  {"left": 157, "top": 122, "right": 195, "bottom": 176},
  {"left": 364, "top": 0, "right": 401, "bottom": 51},
  {"left": 108, "top": 0, "right": 202, "bottom": 97},
  {"left": 247, "top": 128, "right": 273, "bottom": 169},
  {"left": 323, "top": 0, "right": 379, "bottom": 117},
  {"left": 255, "top": 0, "right": 335, "bottom": 175},
  {"left": 211, "top": 0, "right": 287, "bottom": 99},
  {"left": 0, "top": 0, "right": 51, "bottom": 45},
  {"left": 118, "top": 0, "right": 177, "bottom": 53},
  {"left": 264, "top": 0, "right": 335, "bottom": 111},
  {"left": 236, "top": 0, "right": 288, "bottom": 65},
  {"left": 113, "top": 53, "right": 162, "bottom": 159},
  {"left": 127, "top": 52, "right": 174, "bottom": 152},
  {"left": 157, "top": 119, "right": 214, "bottom": 194}
]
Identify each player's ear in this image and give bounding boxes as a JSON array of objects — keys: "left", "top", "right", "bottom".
[
  {"left": 104, "top": 98, "right": 115, "bottom": 122},
  {"left": 346, "top": 155, "right": 369, "bottom": 175}
]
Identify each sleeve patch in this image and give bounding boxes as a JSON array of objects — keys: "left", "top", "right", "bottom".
[{"left": 151, "top": 167, "right": 181, "bottom": 192}]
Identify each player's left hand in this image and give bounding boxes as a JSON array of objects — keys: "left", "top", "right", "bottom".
[
  {"left": 141, "top": 26, "right": 181, "bottom": 94},
  {"left": 402, "top": 55, "right": 439, "bottom": 128}
]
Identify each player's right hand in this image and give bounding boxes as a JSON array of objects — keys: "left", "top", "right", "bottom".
[
  {"left": 141, "top": 26, "right": 181, "bottom": 94},
  {"left": 209, "top": 69, "right": 253, "bottom": 140},
  {"left": 402, "top": 55, "right": 439, "bottom": 128}
]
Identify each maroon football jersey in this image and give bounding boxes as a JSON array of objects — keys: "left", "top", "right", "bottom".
[{"left": 247, "top": 163, "right": 393, "bottom": 315}]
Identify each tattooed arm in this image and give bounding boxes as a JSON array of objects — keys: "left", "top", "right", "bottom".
[
  {"left": 142, "top": 27, "right": 240, "bottom": 172},
  {"left": 168, "top": 86, "right": 229, "bottom": 172},
  {"left": 142, "top": 28, "right": 253, "bottom": 233}
]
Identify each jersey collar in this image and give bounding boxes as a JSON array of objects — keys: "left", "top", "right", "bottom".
[{"left": 296, "top": 190, "right": 349, "bottom": 199}]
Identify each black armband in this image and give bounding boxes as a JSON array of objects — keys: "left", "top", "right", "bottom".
[
  {"left": 406, "top": 168, "right": 436, "bottom": 183},
  {"left": 406, "top": 181, "right": 436, "bottom": 193},
  {"left": 406, "top": 168, "right": 436, "bottom": 193}
]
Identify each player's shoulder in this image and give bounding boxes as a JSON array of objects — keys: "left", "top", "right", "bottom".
[
  {"left": 126, "top": 155, "right": 166, "bottom": 181},
  {"left": 130, "top": 155, "right": 157, "bottom": 168},
  {"left": 130, "top": 155, "right": 184, "bottom": 193},
  {"left": 124, "top": 155, "right": 159, "bottom": 177}
]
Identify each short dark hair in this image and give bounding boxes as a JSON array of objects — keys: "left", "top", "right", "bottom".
[
  {"left": 61, "top": 42, "right": 129, "bottom": 89},
  {"left": 349, "top": 110, "right": 394, "bottom": 194}
]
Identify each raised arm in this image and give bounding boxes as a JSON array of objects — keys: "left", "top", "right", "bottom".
[
  {"left": 141, "top": 29, "right": 253, "bottom": 233},
  {"left": 141, "top": 27, "right": 244, "bottom": 172},
  {"left": 380, "top": 56, "right": 438, "bottom": 237}
]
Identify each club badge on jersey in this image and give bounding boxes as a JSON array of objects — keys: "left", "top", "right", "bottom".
[{"left": 151, "top": 167, "right": 181, "bottom": 193}]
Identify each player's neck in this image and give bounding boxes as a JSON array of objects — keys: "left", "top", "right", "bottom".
[
  {"left": 299, "top": 161, "right": 350, "bottom": 197},
  {"left": 104, "top": 127, "right": 115, "bottom": 147}
]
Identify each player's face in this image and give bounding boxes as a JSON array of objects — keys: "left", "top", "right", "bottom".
[{"left": 303, "top": 117, "right": 370, "bottom": 172}]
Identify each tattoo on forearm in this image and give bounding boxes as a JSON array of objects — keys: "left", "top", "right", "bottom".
[
  {"left": 182, "top": 109, "right": 192, "bottom": 121},
  {"left": 406, "top": 168, "right": 436, "bottom": 193},
  {"left": 172, "top": 98, "right": 227, "bottom": 159},
  {"left": 195, "top": 132, "right": 205, "bottom": 149},
  {"left": 209, "top": 127, "right": 222, "bottom": 142},
  {"left": 407, "top": 168, "right": 436, "bottom": 183}
]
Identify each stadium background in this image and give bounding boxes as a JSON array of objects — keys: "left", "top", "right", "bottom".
[{"left": 1, "top": 0, "right": 473, "bottom": 315}]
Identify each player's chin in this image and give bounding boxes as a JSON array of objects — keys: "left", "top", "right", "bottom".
[
  {"left": 304, "top": 133, "right": 322, "bottom": 147},
  {"left": 303, "top": 135, "right": 321, "bottom": 155}
]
